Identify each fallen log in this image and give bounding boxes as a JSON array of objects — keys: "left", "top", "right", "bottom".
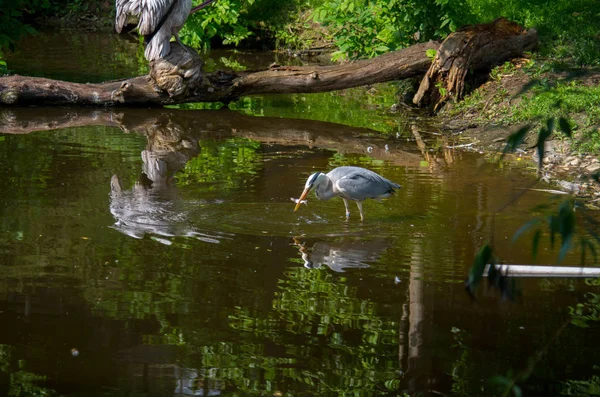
[
  {"left": 0, "top": 41, "right": 438, "bottom": 107},
  {"left": 0, "top": 18, "right": 537, "bottom": 108},
  {"left": 413, "top": 17, "right": 538, "bottom": 110}
]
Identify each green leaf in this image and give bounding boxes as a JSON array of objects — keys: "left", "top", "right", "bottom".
[
  {"left": 587, "top": 240, "right": 598, "bottom": 264},
  {"left": 319, "top": 9, "right": 328, "bottom": 22},
  {"left": 466, "top": 243, "right": 493, "bottom": 293},
  {"left": 581, "top": 239, "right": 588, "bottom": 265},
  {"left": 512, "top": 219, "right": 541, "bottom": 243},
  {"left": 536, "top": 126, "right": 552, "bottom": 168},
  {"left": 512, "top": 384, "right": 523, "bottom": 397},
  {"left": 532, "top": 229, "right": 541, "bottom": 260},
  {"left": 425, "top": 48, "right": 437, "bottom": 60},
  {"left": 502, "top": 126, "right": 530, "bottom": 156},
  {"left": 558, "top": 233, "right": 573, "bottom": 263},
  {"left": 557, "top": 199, "right": 575, "bottom": 263},
  {"left": 490, "top": 375, "right": 512, "bottom": 388}
]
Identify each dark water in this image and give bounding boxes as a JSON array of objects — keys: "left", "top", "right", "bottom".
[
  {"left": 1, "top": 31, "right": 600, "bottom": 397},
  {"left": 3, "top": 29, "right": 302, "bottom": 83}
]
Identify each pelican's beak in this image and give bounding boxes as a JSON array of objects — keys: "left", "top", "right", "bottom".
[{"left": 293, "top": 187, "right": 311, "bottom": 212}]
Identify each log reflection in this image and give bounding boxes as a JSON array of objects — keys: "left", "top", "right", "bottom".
[{"left": 0, "top": 107, "right": 424, "bottom": 166}]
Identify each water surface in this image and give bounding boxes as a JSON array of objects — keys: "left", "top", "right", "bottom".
[
  {"left": 0, "top": 107, "right": 599, "bottom": 397},
  {"left": 1, "top": 29, "right": 600, "bottom": 397}
]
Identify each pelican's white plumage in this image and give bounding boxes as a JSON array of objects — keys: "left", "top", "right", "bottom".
[{"left": 115, "top": 0, "right": 193, "bottom": 61}]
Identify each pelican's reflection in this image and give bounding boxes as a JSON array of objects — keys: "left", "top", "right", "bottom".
[
  {"left": 110, "top": 145, "right": 224, "bottom": 244},
  {"left": 293, "top": 237, "right": 391, "bottom": 272}
]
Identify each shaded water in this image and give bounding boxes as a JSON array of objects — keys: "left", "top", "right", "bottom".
[{"left": 1, "top": 31, "right": 600, "bottom": 397}]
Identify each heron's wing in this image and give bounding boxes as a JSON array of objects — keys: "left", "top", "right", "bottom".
[
  {"left": 335, "top": 170, "right": 398, "bottom": 201},
  {"left": 138, "top": 0, "right": 177, "bottom": 35},
  {"left": 115, "top": 0, "right": 142, "bottom": 33}
]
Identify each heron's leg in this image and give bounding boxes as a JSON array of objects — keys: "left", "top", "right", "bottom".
[
  {"left": 356, "top": 201, "right": 364, "bottom": 222},
  {"left": 342, "top": 198, "right": 351, "bottom": 220}
]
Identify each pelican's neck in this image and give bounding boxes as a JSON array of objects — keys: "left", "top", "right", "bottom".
[{"left": 314, "top": 176, "right": 335, "bottom": 201}]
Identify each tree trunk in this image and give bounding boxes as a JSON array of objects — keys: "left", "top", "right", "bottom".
[
  {"left": 0, "top": 19, "right": 537, "bottom": 108},
  {"left": 413, "top": 17, "right": 538, "bottom": 110}
]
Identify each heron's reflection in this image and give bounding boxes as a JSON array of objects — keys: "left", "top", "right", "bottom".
[{"left": 293, "top": 237, "right": 391, "bottom": 272}]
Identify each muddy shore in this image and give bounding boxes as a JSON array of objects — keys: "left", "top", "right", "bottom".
[{"left": 435, "top": 64, "right": 600, "bottom": 201}]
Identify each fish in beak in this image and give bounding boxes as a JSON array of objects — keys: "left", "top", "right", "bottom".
[
  {"left": 293, "top": 187, "right": 311, "bottom": 212},
  {"left": 294, "top": 172, "right": 322, "bottom": 212}
]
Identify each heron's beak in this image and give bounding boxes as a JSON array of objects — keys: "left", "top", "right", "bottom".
[{"left": 294, "top": 187, "right": 311, "bottom": 212}]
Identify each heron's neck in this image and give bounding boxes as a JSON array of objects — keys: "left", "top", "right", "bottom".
[{"left": 315, "top": 178, "right": 335, "bottom": 201}]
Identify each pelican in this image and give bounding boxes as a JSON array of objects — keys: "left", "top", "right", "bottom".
[
  {"left": 293, "top": 166, "right": 401, "bottom": 221},
  {"left": 115, "top": 0, "right": 216, "bottom": 61}
]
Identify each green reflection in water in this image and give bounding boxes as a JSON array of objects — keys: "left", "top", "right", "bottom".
[
  {"left": 177, "top": 83, "right": 401, "bottom": 133},
  {"left": 0, "top": 345, "right": 57, "bottom": 397},
  {"left": 327, "top": 152, "right": 386, "bottom": 169},
  {"left": 2, "top": 119, "right": 600, "bottom": 396},
  {"left": 206, "top": 266, "right": 403, "bottom": 395},
  {"left": 176, "top": 138, "right": 263, "bottom": 190},
  {"left": 6, "top": 31, "right": 146, "bottom": 83},
  {"left": 230, "top": 84, "right": 399, "bottom": 133}
]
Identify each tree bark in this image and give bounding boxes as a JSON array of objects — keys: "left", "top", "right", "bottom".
[{"left": 413, "top": 18, "right": 538, "bottom": 110}]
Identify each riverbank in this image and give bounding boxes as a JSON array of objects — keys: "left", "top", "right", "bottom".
[{"left": 432, "top": 59, "right": 600, "bottom": 199}]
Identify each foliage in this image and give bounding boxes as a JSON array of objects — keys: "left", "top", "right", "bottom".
[
  {"left": 468, "top": 108, "right": 588, "bottom": 298},
  {"left": 310, "top": 0, "right": 468, "bottom": 60},
  {"left": 561, "top": 375, "right": 600, "bottom": 396},
  {"left": 490, "top": 61, "right": 517, "bottom": 81},
  {"left": 0, "top": 56, "right": 7, "bottom": 75},
  {"left": 8, "top": 367, "right": 55, "bottom": 397},
  {"left": 0, "top": 347, "right": 56, "bottom": 397},
  {"left": 465, "top": 76, "right": 600, "bottom": 394},
  {"left": 570, "top": 278, "right": 600, "bottom": 328},
  {"left": 0, "top": 0, "right": 47, "bottom": 53},
  {"left": 510, "top": 198, "right": 594, "bottom": 264},
  {"left": 425, "top": 48, "right": 437, "bottom": 60},
  {"left": 508, "top": 81, "right": 600, "bottom": 127},
  {"left": 182, "top": 0, "right": 256, "bottom": 50},
  {"left": 218, "top": 55, "right": 247, "bottom": 71},
  {"left": 506, "top": 80, "right": 600, "bottom": 154},
  {"left": 182, "top": 0, "right": 320, "bottom": 51},
  {"left": 467, "top": 0, "right": 600, "bottom": 66},
  {"left": 563, "top": 284, "right": 600, "bottom": 394}
]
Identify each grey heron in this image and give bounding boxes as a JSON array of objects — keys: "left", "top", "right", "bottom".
[
  {"left": 293, "top": 166, "right": 401, "bottom": 221},
  {"left": 115, "top": 0, "right": 216, "bottom": 61}
]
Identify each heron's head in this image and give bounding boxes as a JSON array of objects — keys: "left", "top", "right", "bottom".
[{"left": 294, "top": 172, "right": 325, "bottom": 212}]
